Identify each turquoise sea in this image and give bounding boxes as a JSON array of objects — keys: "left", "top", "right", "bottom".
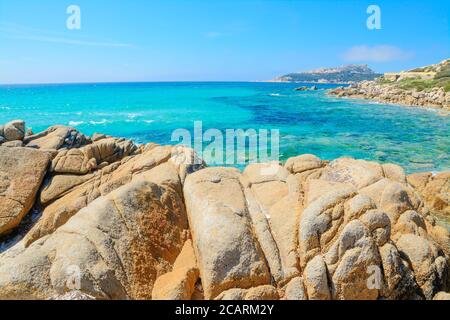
[{"left": 0, "top": 82, "right": 449, "bottom": 173}]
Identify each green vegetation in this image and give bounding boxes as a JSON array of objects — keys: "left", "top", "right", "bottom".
[
  {"left": 435, "top": 63, "right": 450, "bottom": 79},
  {"left": 397, "top": 77, "right": 450, "bottom": 92},
  {"left": 410, "top": 67, "right": 427, "bottom": 72},
  {"left": 376, "top": 77, "right": 394, "bottom": 85}
]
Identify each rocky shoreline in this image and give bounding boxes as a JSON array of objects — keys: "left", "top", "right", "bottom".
[
  {"left": 0, "top": 120, "right": 449, "bottom": 300},
  {"left": 328, "top": 81, "right": 450, "bottom": 112}
]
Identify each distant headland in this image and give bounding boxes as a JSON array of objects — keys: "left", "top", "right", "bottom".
[{"left": 268, "top": 64, "right": 382, "bottom": 84}]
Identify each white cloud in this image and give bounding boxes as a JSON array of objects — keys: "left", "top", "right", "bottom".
[
  {"left": 11, "top": 34, "right": 133, "bottom": 47},
  {"left": 0, "top": 22, "right": 133, "bottom": 48},
  {"left": 343, "top": 45, "right": 413, "bottom": 62}
]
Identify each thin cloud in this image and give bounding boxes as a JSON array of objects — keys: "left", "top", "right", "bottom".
[
  {"left": 343, "top": 45, "right": 413, "bottom": 62},
  {"left": 204, "top": 31, "right": 228, "bottom": 39},
  {"left": 0, "top": 22, "right": 134, "bottom": 48},
  {"left": 12, "top": 34, "right": 133, "bottom": 47}
]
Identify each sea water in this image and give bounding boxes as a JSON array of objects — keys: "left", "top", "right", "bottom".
[{"left": 0, "top": 81, "right": 448, "bottom": 173}]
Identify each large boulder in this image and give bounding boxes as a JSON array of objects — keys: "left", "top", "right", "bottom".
[
  {"left": 24, "top": 125, "right": 91, "bottom": 150},
  {"left": 3, "top": 120, "right": 25, "bottom": 141},
  {"left": 50, "top": 137, "right": 138, "bottom": 175},
  {"left": 243, "top": 162, "right": 300, "bottom": 285},
  {"left": 215, "top": 285, "right": 279, "bottom": 300},
  {"left": 318, "top": 158, "right": 384, "bottom": 189},
  {"left": 284, "top": 154, "right": 324, "bottom": 174},
  {"left": 0, "top": 162, "right": 190, "bottom": 299},
  {"left": 152, "top": 239, "right": 200, "bottom": 300},
  {"left": 23, "top": 145, "right": 190, "bottom": 247},
  {"left": 408, "top": 171, "right": 449, "bottom": 216},
  {"left": 0, "top": 147, "right": 51, "bottom": 235},
  {"left": 183, "top": 167, "right": 271, "bottom": 299}
]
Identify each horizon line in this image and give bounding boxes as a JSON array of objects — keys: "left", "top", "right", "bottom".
[{"left": 0, "top": 80, "right": 263, "bottom": 86}]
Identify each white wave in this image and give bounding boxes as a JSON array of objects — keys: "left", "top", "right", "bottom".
[
  {"left": 269, "top": 93, "right": 283, "bottom": 97},
  {"left": 143, "top": 119, "right": 155, "bottom": 124},
  {"left": 126, "top": 113, "right": 142, "bottom": 119},
  {"left": 68, "top": 121, "right": 85, "bottom": 126},
  {"left": 89, "top": 119, "right": 109, "bottom": 125}
]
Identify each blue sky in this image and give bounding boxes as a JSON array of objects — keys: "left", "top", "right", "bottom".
[{"left": 0, "top": 0, "right": 449, "bottom": 83}]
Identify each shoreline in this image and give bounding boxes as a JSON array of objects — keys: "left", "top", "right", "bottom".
[
  {"left": 328, "top": 92, "right": 450, "bottom": 116},
  {"left": 328, "top": 80, "right": 450, "bottom": 112}
]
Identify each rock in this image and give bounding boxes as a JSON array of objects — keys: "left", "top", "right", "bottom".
[
  {"left": 244, "top": 188, "right": 284, "bottom": 284},
  {"left": 328, "top": 219, "right": 381, "bottom": 300},
  {"left": 379, "top": 242, "right": 418, "bottom": 299},
  {"left": 214, "top": 288, "right": 246, "bottom": 300},
  {"left": 183, "top": 167, "right": 271, "bottom": 299},
  {"left": 0, "top": 125, "right": 4, "bottom": 137},
  {"left": 1, "top": 140, "right": 24, "bottom": 147},
  {"left": 407, "top": 172, "right": 431, "bottom": 191},
  {"left": 24, "top": 125, "right": 91, "bottom": 150},
  {"left": 152, "top": 240, "right": 200, "bottom": 300},
  {"left": 39, "top": 173, "right": 94, "bottom": 205},
  {"left": 215, "top": 285, "right": 279, "bottom": 300},
  {"left": 250, "top": 181, "right": 288, "bottom": 212},
  {"left": 408, "top": 171, "right": 449, "bottom": 216},
  {"left": 433, "top": 292, "right": 450, "bottom": 300},
  {"left": 319, "top": 158, "right": 384, "bottom": 189},
  {"left": 25, "top": 128, "right": 33, "bottom": 137},
  {"left": 382, "top": 163, "right": 407, "bottom": 183},
  {"left": 0, "top": 147, "right": 51, "bottom": 235},
  {"left": 50, "top": 137, "right": 138, "bottom": 174},
  {"left": 49, "top": 290, "right": 96, "bottom": 300},
  {"left": 284, "top": 277, "right": 307, "bottom": 300},
  {"left": 92, "top": 133, "right": 107, "bottom": 142},
  {"left": 0, "top": 162, "right": 189, "bottom": 299},
  {"left": 243, "top": 162, "right": 289, "bottom": 184},
  {"left": 359, "top": 179, "right": 420, "bottom": 225},
  {"left": 23, "top": 145, "right": 175, "bottom": 246},
  {"left": 0, "top": 142, "right": 448, "bottom": 301},
  {"left": 243, "top": 285, "right": 279, "bottom": 300},
  {"left": 327, "top": 71, "right": 450, "bottom": 111},
  {"left": 396, "top": 234, "right": 448, "bottom": 299},
  {"left": 3, "top": 120, "right": 25, "bottom": 141},
  {"left": 0, "top": 136, "right": 5, "bottom": 145},
  {"left": 284, "top": 154, "right": 323, "bottom": 174},
  {"left": 269, "top": 194, "right": 302, "bottom": 283},
  {"left": 303, "top": 255, "right": 331, "bottom": 300},
  {"left": 297, "top": 180, "right": 425, "bottom": 300},
  {"left": 304, "top": 179, "right": 352, "bottom": 206},
  {"left": 299, "top": 186, "right": 357, "bottom": 267}
]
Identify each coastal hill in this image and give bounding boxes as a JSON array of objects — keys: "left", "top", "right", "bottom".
[
  {"left": 0, "top": 120, "right": 449, "bottom": 300},
  {"left": 272, "top": 64, "right": 382, "bottom": 84},
  {"left": 329, "top": 58, "right": 450, "bottom": 110}
]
